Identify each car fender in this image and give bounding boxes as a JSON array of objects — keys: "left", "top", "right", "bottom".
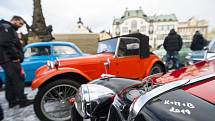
[
  {"left": 145, "top": 58, "right": 165, "bottom": 76},
  {"left": 31, "top": 67, "right": 92, "bottom": 90}
]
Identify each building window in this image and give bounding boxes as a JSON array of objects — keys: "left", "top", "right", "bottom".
[
  {"left": 163, "top": 25, "right": 168, "bottom": 31},
  {"left": 157, "top": 34, "right": 162, "bottom": 40},
  {"left": 141, "top": 21, "right": 144, "bottom": 24},
  {"left": 167, "top": 25, "right": 173, "bottom": 30},
  {"left": 115, "top": 26, "right": 120, "bottom": 36},
  {"left": 131, "top": 20, "right": 137, "bottom": 32},
  {"left": 201, "top": 28, "right": 205, "bottom": 33},
  {"left": 157, "top": 25, "right": 163, "bottom": 31},
  {"left": 169, "top": 25, "right": 175, "bottom": 30},
  {"left": 140, "top": 26, "right": 146, "bottom": 32},
  {"left": 157, "top": 34, "right": 167, "bottom": 40},
  {"left": 122, "top": 27, "right": 128, "bottom": 33}
]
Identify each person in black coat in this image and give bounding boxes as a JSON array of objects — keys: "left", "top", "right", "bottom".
[
  {"left": 190, "top": 31, "right": 208, "bottom": 63},
  {"left": 163, "top": 29, "right": 183, "bottom": 69},
  {"left": 190, "top": 31, "right": 207, "bottom": 51},
  {"left": 0, "top": 16, "right": 33, "bottom": 109}
]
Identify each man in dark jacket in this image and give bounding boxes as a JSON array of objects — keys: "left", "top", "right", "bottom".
[
  {"left": 0, "top": 16, "right": 33, "bottom": 108},
  {"left": 190, "top": 31, "right": 208, "bottom": 63},
  {"left": 163, "top": 29, "right": 183, "bottom": 69},
  {"left": 190, "top": 31, "right": 207, "bottom": 51}
]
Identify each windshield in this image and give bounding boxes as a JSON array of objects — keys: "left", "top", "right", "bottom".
[
  {"left": 97, "top": 38, "right": 118, "bottom": 53},
  {"left": 208, "top": 38, "right": 215, "bottom": 53}
]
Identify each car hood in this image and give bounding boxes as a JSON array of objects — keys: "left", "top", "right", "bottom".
[
  {"left": 90, "top": 77, "right": 141, "bottom": 93},
  {"left": 154, "top": 59, "right": 215, "bottom": 104},
  {"left": 35, "top": 53, "right": 113, "bottom": 77},
  {"left": 138, "top": 89, "right": 215, "bottom": 121},
  {"left": 183, "top": 77, "right": 215, "bottom": 104},
  {"left": 123, "top": 60, "right": 215, "bottom": 121},
  {"left": 156, "top": 60, "right": 214, "bottom": 84},
  {"left": 115, "top": 71, "right": 215, "bottom": 121},
  {"left": 58, "top": 53, "right": 112, "bottom": 66}
]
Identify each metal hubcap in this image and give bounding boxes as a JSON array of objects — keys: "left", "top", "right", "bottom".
[{"left": 41, "top": 84, "right": 77, "bottom": 121}]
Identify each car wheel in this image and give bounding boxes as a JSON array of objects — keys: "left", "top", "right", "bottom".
[
  {"left": 34, "top": 79, "right": 81, "bottom": 121},
  {"left": 150, "top": 64, "right": 164, "bottom": 75}
]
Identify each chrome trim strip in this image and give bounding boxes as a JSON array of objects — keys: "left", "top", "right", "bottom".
[
  {"left": 128, "top": 73, "right": 215, "bottom": 120},
  {"left": 112, "top": 95, "right": 127, "bottom": 121},
  {"left": 83, "top": 84, "right": 115, "bottom": 102},
  {"left": 187, "top": 73, "right": 215, "bottom": 85},
  {"left": 75, "top": 84, "right": 116, "bottom": 117},
  {"left": 207, "top": 56, "right": 215, "bottom": 61},
  {"left": 114, "top": 37, "right": 121, "bottom": 57}
]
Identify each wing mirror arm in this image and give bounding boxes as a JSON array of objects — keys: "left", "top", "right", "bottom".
[
  {"left": 104, "top": 58, "right": 110, "bottom": 74},
  {"left": 203, "top": 47, "right": 209, "bottom": 59},
  {"left": 203, "top": 47, "right": 208, "bottom": 51}
]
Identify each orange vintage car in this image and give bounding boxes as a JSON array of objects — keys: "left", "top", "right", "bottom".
[{"left": 31, "top": 33, "right": 166, "bottom": 121}]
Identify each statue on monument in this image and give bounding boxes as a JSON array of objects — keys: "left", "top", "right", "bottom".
[{"left": 28, "top": 0, "right": 54, "bottom": 42}]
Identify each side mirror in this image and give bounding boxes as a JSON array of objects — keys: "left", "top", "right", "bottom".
[
  {"left": 203, "top": 46, "right": 208, "bottom": 51},
  {"left": 46, "top": 57, "right": 60, "bottom": 69}
]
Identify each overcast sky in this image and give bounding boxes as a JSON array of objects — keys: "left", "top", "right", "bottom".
[{"left": 0, "top": 0, "right": 214, "bottom": 34}]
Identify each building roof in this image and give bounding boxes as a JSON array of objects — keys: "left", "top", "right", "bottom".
[
  {"left": 113, "top": 9, "right": 148, "bottom": 25},
  {"left": 149, "top": 14, "right": 178, "bottom": 22},
  {"left": 113, "top": 9, "right": 178, "bottom": 25}
]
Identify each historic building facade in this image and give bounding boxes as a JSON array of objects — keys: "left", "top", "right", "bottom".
[
  {"left": 112, "top": 8, "right": 208, "bottom": 48},
  {"left": 178, "top": 17, "right": 208, "bottom": 41},
  {"left": 99, "top": 30, "right": 112, "bottom": 40}
]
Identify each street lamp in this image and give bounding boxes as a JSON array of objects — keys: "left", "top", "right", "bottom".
[{"left": 148, "top": 20, "right": 155, "bottom": 48}]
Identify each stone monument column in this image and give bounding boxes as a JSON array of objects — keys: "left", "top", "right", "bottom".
[{"left": 30, "top": 0, "right": 53, "bottom": 42}]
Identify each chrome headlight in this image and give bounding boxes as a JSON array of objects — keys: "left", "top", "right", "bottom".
[
  {"left": 47, "top": 60, "right": 55, "bottom": 69},
  {"left": 46, "top": 58, "right": 60, "bottom": 69},
  {"left": 75, "top": 84, "right": 115, "bottom": 118}
]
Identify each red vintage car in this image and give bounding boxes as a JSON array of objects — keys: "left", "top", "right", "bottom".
[
  {"left": 31, "top": 33, "right": 165, "bottom": 121},
  {"left": 72, "top": 58, "right": 215, "bottom": 121}
]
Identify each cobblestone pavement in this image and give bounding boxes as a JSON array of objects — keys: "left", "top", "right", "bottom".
[{"left": 0, "top": 87, "right": 39, "bottom": 121}]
